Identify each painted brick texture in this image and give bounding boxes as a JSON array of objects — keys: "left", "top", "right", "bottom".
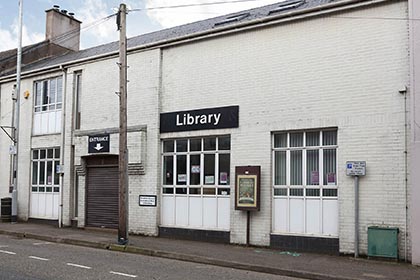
[{"left": 160, "top": 1, "right": 410, "bottom": 257}]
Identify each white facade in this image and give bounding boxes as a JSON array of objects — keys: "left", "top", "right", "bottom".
[{"left": 0, "top": 0, "right": 418, "bottom": 261}]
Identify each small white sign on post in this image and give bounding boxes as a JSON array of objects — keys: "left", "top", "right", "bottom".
[{"left": 346, "top": 161, "right": 366, "bottom": 176}]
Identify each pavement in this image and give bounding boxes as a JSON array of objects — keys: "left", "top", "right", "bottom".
[{"left": 0, "top": 222, "right": 419, "bottom": 280}]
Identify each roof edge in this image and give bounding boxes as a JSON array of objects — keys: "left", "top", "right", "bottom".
[{"left": 0, "top": 0, "right": 398, "bottom": 82}]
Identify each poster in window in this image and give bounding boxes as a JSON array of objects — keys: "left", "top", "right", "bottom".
[
  {"left": 327, "top": 173, "right": 336, "bottom": 185},
  {"left": 177, "top": 174, "right": 187, "bottom": 183},
  {"left": 220, "top": 172, "right": 228, "bottom": 184},
  {"left": 311, "top": 171, "right": 319, "bottom": 185},
  {"left": 191, "top": 165, "right": 200, "bottom": 173},
  {"left": 205, "top": 176, "right": 214, "bottom": 184}
]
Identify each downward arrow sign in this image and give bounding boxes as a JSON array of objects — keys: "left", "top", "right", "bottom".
[{"left": 94, "top": 143, "right": 104, "bottom": 151}]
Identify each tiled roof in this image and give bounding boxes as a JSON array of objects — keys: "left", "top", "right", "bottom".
[{"left": 2, "top": 0, "right": 353, "bottom": 76}]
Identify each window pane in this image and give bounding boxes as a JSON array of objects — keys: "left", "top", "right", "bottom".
[
  {"left": 54, "top": 187, "right": 60, "bottom": 193},
  {"left": 307, "top": 150, "right": 319, "bottom": 185},
  {"left": 323, "top": 149, "right": 337, "bottom": 185},
  {"left": 274, "top": 134, "right": 287, "bottom": 148},
  {"left": 323, "top": 130, "right": 337, "bottom": 146},
  {"left": 274, "top": 188, "right": 287, "bottom": 196},
  {"left": 203, "top": 188, "right": 216, "bottom": 195},
  {"left": 42, "top": 80, "right": 49, "bottom": 106},
  {"left": 274, "top": 151, "right": 286, "bottom": 185},
  {"left": 54, "top": 148, "right": 60, "bottom": 159},
  {"left": 176, "top": 139, "right": 187, "bottom": 152},
  {"left": 32, "top": 162, "right": 38, "bottom": 185},
  {"left": 290, "top": 132, "right": 303, "bottom": 147},
  {"left": 219, "top": 154, "right": 230, "bottom": 185},
  {"left": 176, "top": 155, "right": 187, "bottom": 185},
  {"left": 176, "top": 188, "right": 187, "bottom": 194},
  {"left": 218, "top": 136, "right": 230, "bottom": 150},
  {"left": 39, "top": 162, "right": 45, "bottom": 185},
  {"left": 290, "top": 150, "right": 302, "bottom": 185},
  {"left": 50, "top": 78, "right": 56, "bottom": 105},
  {"left": 162, "top": 188, "right": 174, "bottom": 194},
  {"left": 163, "top": 140, "right": 174, "bottom": 152},
  {"left": 190, "top": 155, "right": 200, "bottom": 185},
  {"left": 33, "top": 150, "right": 39, "bottom": 159},
  {"left": 218, "top": 188, "right": 230, "bottom": 195},
  {"left": 57, "top": 77, "right": 63, "bottom": 103},
  {"left": 204, "top": 137, "right": 216, "bottom": 151},
  {"left": 306, "top": 132, "right": 319, "bottom": 146},
  {"left": 189, "top": 188, "right": 201, "bottom": 195},
  {"left": 163, "top": 156, "right": 173, "bottom": 185},
  {"left": 190, "top": 139, "right": 201, "bottom": 151},
  {"left": 204, "top": 154, "right": 215, "bottom": 185},
  {"left": 47, "top": 149, "right": 54, "bottom": 159},
  {"left": 35, "top": 82, "right": 42, "bottom": 107},
  {"left": 323, "top": 189, "right": 338, "bottom": 197},
  {"left": 306, "top": 188, "right": 320, "bottom": 196},
  {"left": 47, "top": 161, "right": 53, "bottom": 185},
  {"left": 40, "top": 150, "right": 46, "bottom": 159},
  {"left": 290, "top": 188, "right": 303, "bottom": 196},
  {"left": 54, "top": 161, "right": 60, "bottom": 185}
]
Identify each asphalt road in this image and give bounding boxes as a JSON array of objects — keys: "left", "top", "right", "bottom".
[{"left": 0, "top": 235, "right": 302, "bottom": 280}]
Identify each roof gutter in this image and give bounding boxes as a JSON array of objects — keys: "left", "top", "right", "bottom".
[{"left": 0, "top": 0, "right": 396, "bottom": 83}]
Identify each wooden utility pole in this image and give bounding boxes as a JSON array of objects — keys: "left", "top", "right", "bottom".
[{"left": 117, "top": 3, "right": 128, "bottom": 245}]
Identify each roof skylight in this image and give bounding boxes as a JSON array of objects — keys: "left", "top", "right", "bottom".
[
  {"left": 268, "top": 0, "right": 305, "bottom": 15},
  {"left": 214, "top": 13, "right": 250, "bottom": 26}
]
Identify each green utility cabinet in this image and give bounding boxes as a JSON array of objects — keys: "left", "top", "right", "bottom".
[{"left": 367, "top": 226, "right": 399, "bottom": 259}]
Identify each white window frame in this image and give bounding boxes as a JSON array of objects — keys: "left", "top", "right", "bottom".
[
  {"left": 162, "top": 136, "right": 231, "bottom": 195},
  {"left": 34, "top": 76, "right": 63, "bottom": 113},
  {"left": 272, "top": 129, "right": 338, "bottom": 236},
  {"left": 31, "top": 148, "right": 61, "bottom": 193},
  {"left": 161, "top": 136, "right": 231, "bottom": 230}
]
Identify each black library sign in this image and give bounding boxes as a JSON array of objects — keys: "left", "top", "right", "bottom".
[{"left": 160, "top": 106, "right": 239, "bottom": 133}]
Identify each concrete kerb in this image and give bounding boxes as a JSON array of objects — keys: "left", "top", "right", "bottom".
[{"left": 0, "top": 229, "right": 360, "bottom": 280}]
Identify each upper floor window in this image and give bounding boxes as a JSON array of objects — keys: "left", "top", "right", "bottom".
[
  {"left": 74, "top": 72, "right": 82, "bottom": 129},
  {"left": 33, "top": 76, "right": 63, "bottom": 135},
  {"left": 34, "top": 76, "right": 62, "bottom": 112}
]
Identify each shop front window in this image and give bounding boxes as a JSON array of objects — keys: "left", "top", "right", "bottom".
[{"left": 161, "top": 136, "right": 231, "bottom": 230}]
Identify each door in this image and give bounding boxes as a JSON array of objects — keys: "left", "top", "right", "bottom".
[{"left": 85, "top": 156, "right": 119, "bottom": 229}]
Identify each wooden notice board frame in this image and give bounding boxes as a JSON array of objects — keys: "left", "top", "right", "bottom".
[{"left": 235, "top": 166, "right": 261, "bottom": 211}]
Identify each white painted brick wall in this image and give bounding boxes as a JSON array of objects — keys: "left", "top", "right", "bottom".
[
  {"left": 68, "top": 49, "right": 161, "bottom": 235},
  {"left": 0, "top": 0, "right": 413, "bottom": 259},
  {"left": 160, "top": 1, "right": 411, "bottom": 256}
]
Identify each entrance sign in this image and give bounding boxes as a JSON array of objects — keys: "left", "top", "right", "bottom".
[
  {"left": 139, "top": 195, "right": 157, "bottom": 207},
  {"left": 235, "top": 166, "right": 260, "bottom": 211},
  {"left": 160, "top": 106, "right": 239, "bottom": 133},
  {"left": 346, "top": 161, "right": 366, "bottom": 176},
  {"left": 88, "top": 134, "right": 110, "bottom": 153}
]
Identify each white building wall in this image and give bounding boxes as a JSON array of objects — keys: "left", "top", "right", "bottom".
[
  {"left": 409, "top": 0, "right": 420, "bottom": 266},
  {"left": 0, "top": 71, "right": 64, "bottom": 220},
  {"left": 161, "top": 0, "right": 410, "bottom": 257},
  {"left": 69, "top": 49, "right": 161, "bottom": 235}
]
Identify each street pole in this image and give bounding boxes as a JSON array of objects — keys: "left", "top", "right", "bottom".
[
  {"left": 117, "top": 3, "right": 129, "bottom": 245},
  {"left": 11, "top": 0, "right": 24, "bottom": 223},
  {"left": 354, "top": 175, "right": 359, "bottom": 258}
]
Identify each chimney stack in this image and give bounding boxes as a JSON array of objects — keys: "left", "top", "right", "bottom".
[{"left": 45, "top": 6, "right": 82, "bottom": 51}]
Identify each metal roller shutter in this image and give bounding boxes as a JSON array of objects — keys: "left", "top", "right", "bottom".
[{"left": 86, "top": 166, "right": 119, "bottom": 228}]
